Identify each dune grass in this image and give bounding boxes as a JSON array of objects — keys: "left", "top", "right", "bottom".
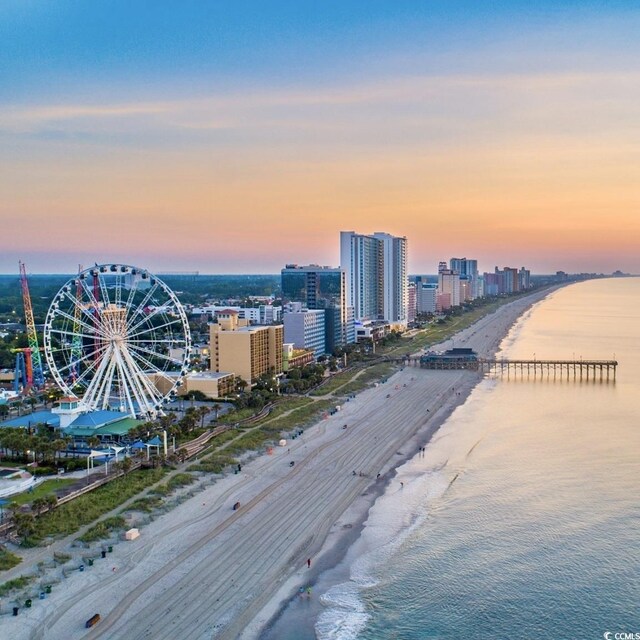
[
  {"left": 23, "top": 468, "right": 166, "bottom": 546},
  {"left": 0, "top": 547, "right": 21, "bottom": 571}
]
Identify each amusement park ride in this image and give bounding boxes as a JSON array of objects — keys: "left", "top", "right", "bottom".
[
  {"left": 12, "top": 262, "right": 191, "bottom": 419},
  {"left": 43, "top": 263, "right": 191, "bottom": 418},
  {"left": 13, "top": 261, "right": 45, "bottom": 393}
]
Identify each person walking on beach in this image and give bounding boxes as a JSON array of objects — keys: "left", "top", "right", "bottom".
[{"left": 307, "top": 558, "right": 311, "bottom": 568}]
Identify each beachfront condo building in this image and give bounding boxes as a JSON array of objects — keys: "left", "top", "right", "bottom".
[
  {"left": 283, "top": 309, "right": 326, "bottom": 359},
  {"left": 483, "top": 266, "right": 531, "bottom": 295},
  {"left": 340, "top": 231, "right": 408, "bottom": 326},
  {"left": 210, "top": 310, "right": 283, "bottom": 386},
  {"left": 438, "top": 269, "right": 461, "bottom": 307},
  {"left": 281, "top": 264, "right": 353, "bottom": 352},
  {"left": 408, "top": 282, "right": 416, "bottom": 323},
  {"left": 416, "top": 281, "right": 438, "bottom": 314},
  {"left": 450, "top": 257, "right": 479, "bottom": 299}
]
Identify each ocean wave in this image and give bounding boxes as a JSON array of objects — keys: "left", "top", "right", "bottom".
[
  {"left": 316, "top": 581, "right": 369, "bottom": 640},
  {"left": 316, "top": 466, "right": 452, "bottom": 640}
]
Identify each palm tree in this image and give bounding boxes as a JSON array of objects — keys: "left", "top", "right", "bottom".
[
  {"left": 178, "top": 413, "right": 196, "bottom": 435},
  {"left": 52, "top": 438, "right": 67, "bottom": 466},
  {"left": 159, "top": 412, "right": 177, "bottom": 433},
  {"left": 139, "top": 420, "right": 157, "bottom": 438},
  {"left": 211, "top": 403, "right": 222, "bottom": 422},
  {"left": 198, "top": 406, "right": 211, "bottom": 429}
]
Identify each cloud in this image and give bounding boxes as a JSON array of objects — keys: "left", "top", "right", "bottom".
[
  {"left": 2, "top": 69, "right": 639, "bottom": 138},
  {"left": 1, "top": 66, "right": 639, "bottom": 274}
]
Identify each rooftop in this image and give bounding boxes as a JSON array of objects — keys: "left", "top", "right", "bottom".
[
  {"left": 188, "top": 371, "right": 234, "bottom": 380},
  {"left": 0, "top": 411, "right": 60, "bottom": 429},
  {"left": 68, "top": 410, "right": 129, "bottom": 428},
  {"left": 64, "top": 417, "right": 143, "bottom": 438}
]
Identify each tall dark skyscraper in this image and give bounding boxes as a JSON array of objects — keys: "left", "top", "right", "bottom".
[{"left": 281, "top": 265, "right": 352, "bottom": 352}]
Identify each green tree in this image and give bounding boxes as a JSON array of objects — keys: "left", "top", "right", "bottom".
[
  {"left": 13, "top": 512, "right": 36, "bottom": 539},
  {"left": 30, "top": 497, "right": 48, "bottom": 516}
]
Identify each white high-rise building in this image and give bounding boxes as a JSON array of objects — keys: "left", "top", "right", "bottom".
[
  {"left": 340, "top": 231, "right": 408, "bottom": 325},
  {"left": 373, "top": 232, "right": 408, "bottom": 325},
  {"left": 340, "top": 231, "right": 381, "bottom": 322}
]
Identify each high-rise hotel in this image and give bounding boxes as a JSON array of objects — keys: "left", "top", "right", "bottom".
[
  {"left": 340, "top": 231, "right": 408, "bottom": 326},
  {"left": 281, "top": 264, "right": 354, "bottom": 352}
]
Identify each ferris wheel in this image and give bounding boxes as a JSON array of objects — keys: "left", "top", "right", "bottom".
[{"left": 43, "top": 264, "right": 191, "bottom": 418}]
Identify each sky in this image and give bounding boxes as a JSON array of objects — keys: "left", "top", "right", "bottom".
[{"left": 1, "top": 1, "right": 639, "bottom": 275}]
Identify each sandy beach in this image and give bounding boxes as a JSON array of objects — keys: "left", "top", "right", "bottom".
[{"left": 1, "top": 287, "right": 557, "bottom": 640}]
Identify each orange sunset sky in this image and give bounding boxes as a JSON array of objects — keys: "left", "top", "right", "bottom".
[{"left": 1, "top": 2, "right": 638, "bottom": 274}]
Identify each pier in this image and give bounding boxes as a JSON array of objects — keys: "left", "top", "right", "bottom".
[
  {"left": 395, "top": 351, "right": 618, "bottom": 381},
  {"left": 475, "top": 358, "right": 617, "bottom": 381}
]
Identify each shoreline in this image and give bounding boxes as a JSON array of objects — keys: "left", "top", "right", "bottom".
[
  {"left": 251, "top": 286, "right": 560, "bottom": 640},
  {"left": 255, "top": 380, "right": 477, "bottom": 640},
  {"left": 1, "top": 286, "right": 562, "bottom": 640}
]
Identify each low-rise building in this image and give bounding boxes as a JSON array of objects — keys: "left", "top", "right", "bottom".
[
  {"left": 181, "top": 371, "right": 235, "bottom": 399},
  {"left": 282, "top": 344, "right": 315, "bottom": 372},
  {"left": 355, "top": 321, "right": 391, "bottom": 343}
]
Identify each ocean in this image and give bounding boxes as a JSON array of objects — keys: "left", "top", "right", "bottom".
[{"left": 269, "top": 278, "right": 640, "bottom": 640}]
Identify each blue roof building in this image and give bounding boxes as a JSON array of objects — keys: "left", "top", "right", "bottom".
[
  {"left": 0, "top": 411, "right": 60, "bottom": 429},
  {"left": 0, "top": 408, "right": 143, "bottom": 441}
]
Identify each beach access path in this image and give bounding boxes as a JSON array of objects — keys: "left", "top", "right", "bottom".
[{"left": 3, "top": 288, "right": 553, "bottom": 640}]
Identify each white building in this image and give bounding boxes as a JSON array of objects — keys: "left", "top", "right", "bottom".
[
  {"left": 283, "top": 309, "right": 326, "bottom": 359},
  {"left": 259, "top": 304, "right": 281, "bottom": 324},
  {"left": 340, "top": 230, "right": 408, "bottom": 326},
  {"left": 417, "top": 282, "right": 438, "bottom": 314},
  {"left": 373, "top": 232, "right": 408, "bottom": 326}
]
